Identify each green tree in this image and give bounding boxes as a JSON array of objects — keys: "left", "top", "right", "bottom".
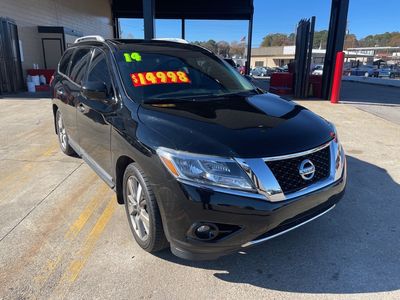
[
  {"left": 217, "top": 41, "right": 230, "bottom": 57},
  {"left": 192, "top": 39, "right": 218, "bottom": 52},
  {"left": 313, "top": 30, "right": 329, "bottom": 49},
  {"left": 261, "top": 33, "right": 293, "bottom": 47},
  {"left": 359, "top": 32, "right": 400, "bottom": 47},
  {"left": 344, "top": 34, "right": 359, "bottom": 49},
  {"left": 229, "top": 41, "right": 246, "bottom": 57}
]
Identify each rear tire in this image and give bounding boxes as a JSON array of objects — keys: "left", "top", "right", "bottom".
[
  {"left": 56, "top": 110, "right": 76, "bottom": 156},
  {"left": 123, "top": 163, "right": 168, "bottom": 253}
]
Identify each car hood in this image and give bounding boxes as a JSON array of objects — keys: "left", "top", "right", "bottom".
[{"left": 138, "top": 93, "right": 334, "bottom": 158}]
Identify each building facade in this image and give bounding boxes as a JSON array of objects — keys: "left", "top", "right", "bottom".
[
  {"left": 0, "top": 0, "right": 113, "bottom": 93},
  {"left": 250, "top": 46, "right": 326, "bottom": 69}
]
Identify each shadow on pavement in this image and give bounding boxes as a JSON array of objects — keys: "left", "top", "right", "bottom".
[{"left": 157, "top": 155, "right": 400, "bottom": 294}]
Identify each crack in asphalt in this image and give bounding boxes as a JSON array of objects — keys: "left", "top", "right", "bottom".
[{"left": 0, "top": 162, "right": 84, "bottom": 243}]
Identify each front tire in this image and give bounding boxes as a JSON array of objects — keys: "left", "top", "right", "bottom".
[
  {"left": 123, "top": 163, "right": 168, "bottom": 253},
  {"left": 56, "top": 110, "right": 76, "bottom": 156}
]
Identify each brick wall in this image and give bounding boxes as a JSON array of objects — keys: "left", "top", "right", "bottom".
[{"left": 0, "top": 0, "right": 113, "bottom": 73}]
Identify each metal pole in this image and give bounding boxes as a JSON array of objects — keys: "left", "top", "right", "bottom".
[
  {"left": 143, "top": 0, "right": 155, "bottom": 40},
  {"left": 330, "top": 51, "right": 345, "bottom": 103},
  {"left": 321, "top": 0, "right": 349, "bottom": 99},
  {"left": 181, "top": 19, "right": 185, "bottom": 40},
  {"left": 303, "top": 16, "right": 316, "bottom": 98},
  {"left": 113, "top": 17, "right": 120, "bottom": 38},
  {"left": 245, "top": 13, "right": 253, "bottom": 75}
]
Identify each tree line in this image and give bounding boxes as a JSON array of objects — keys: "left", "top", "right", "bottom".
[
  {"left": 260, "top": 31, "right": 400, "bottom": 49},
  {"left": 190, "top": 31, "right": 400, "bottom": 58},
  {"left": 191, "top": 40, "right": 246, "bottom": 57}
]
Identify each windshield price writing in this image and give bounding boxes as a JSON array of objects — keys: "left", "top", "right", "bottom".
[{"left": 130, "top": 71, "right": 191, "bottom": 87}]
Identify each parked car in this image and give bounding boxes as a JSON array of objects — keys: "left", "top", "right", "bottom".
[
  {"left": 312, "top": 64, "right": 324, "bottom": 75},
  {"left": 388, "top": 66, "right": 400, "bottom": 78},
  {"left": 377, "top": 67, "right": 391, "bottom": 78},
  {"left": 51, "top": 36, "right": 347, "bottom": 260},
  {"left": 350, "top": 65, "right": 378, "bottom": 77},
  {"left": 250, "top": 66, "right": 269, "bottom": 76},
  {"left": 272, "top": 66, "right": 286, "bottom": 73}
]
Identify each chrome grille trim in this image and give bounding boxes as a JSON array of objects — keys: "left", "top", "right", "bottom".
[
  {"left": 262, "top": 141, "right": 332, "bottom": 162},
  {"left": 235, "top": 139, "right": 345, "bottom": 202},
  {"left": 241, "top": 204, "right": 336, "bottom": 247}
]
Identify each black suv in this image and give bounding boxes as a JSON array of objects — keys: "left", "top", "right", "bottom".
[{"left": 51, "top": 37, "right": 346, "bottom": 260}]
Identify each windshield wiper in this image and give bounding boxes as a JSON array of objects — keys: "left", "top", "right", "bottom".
[
  {"left": 143, "top": 90, "right": 258, "bottom": 104},
  {"left": 143, "top": 96, "right": 199, "bottom": 104}
]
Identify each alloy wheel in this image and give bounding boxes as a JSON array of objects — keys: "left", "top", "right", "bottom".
[
  {"left": 57, "top": 112, "right": 67, "bottom": 150},
  {"left": 126, "top": 175, "right": 150, "bottom": 241}
]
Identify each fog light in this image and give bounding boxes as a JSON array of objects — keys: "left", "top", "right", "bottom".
[
  {"left": 193, "top": 223, "right": 218, "bottom": 240},
  {"left": 197, "top": 225, "right": 210, "bottom": 232}
]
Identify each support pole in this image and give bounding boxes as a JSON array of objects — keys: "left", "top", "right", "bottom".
[
  {"left": 113, "top": 17, "right": 120, "bottom": 38},
  {"left": 321, "top": 0, "right": 349, "bottom": 99},
  {"left": 303, "top": 16, "right": 316, "bottom": 98},
  {"left": 143, "top": 0, "right": 155, "bottom": 40},
  {"left": 330, "top": 51, "right": 345, "bottom": 103},
  {"left": 245, "top": 15, "right": 253, "bottom": 75},
  {"left": 181, "top": 19, "right": 185, "bottom": 40}
]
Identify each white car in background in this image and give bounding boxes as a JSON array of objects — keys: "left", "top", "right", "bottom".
[{"left": 312, "top": 64, "right": 324, "bottom": 75}]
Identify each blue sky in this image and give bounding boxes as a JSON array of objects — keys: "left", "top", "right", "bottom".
[{"left": 119, "top": 0, "right": 400, "bottom": 47}]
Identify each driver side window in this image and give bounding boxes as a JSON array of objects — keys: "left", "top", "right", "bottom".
[{"left": 87, "top": 49, "right": 113, "bottom": 96}]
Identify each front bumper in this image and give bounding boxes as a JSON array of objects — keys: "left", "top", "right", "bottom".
[
  {"left": 151, "top": 140, "right": 347, "bottom": 260},
  {"left": 154, "top": 161, "right": 346, "bottom": 260}
]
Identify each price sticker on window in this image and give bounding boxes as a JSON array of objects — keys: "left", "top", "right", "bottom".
[
  {"left": 130, "top": 71, "right": 191, "bottom": 87},
  {"left": 124, "top": 52, "right": 142, "bottom": 62}
]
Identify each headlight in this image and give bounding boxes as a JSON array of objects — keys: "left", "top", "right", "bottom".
[
  {"left": 329, "top": 123, "right": 345, "bottom": 180},
  {"left": 157, "top": 147, "right": 255, "bottom": 191},
  {"left": 330, "top": 123, "right": 339, "bottom": 143}
]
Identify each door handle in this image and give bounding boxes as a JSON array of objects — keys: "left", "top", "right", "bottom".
[{"left": 78, "top": 103, "right": 86, "bottom": 113}]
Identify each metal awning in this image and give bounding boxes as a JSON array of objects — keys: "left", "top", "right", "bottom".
[
  {"left": 111, "top": 0, "right": 253, "bottom": 20},
  {"left": 111, "top": 0, "right": 254, "bottom": 73}
]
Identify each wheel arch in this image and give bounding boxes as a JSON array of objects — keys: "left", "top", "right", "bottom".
[
  {"left": 52, "top": 104, "right": 58, "bottom": 134},
  {"left": 115, "top": 155, "right": 135, "bottom": 204}
]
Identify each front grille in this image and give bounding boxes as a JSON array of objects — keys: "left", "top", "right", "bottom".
[{"left": 266, "top": 145, "right": 330, "bottom": 194}]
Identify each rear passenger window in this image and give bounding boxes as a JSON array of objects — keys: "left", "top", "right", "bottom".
[
  {"left": 87, "top": 49, "right": 113, "bottom": 95},
  {"left": 58, "top": 50, "right": 73, "bottom": 75},
  {"left": 69, "top": 48, "right": 92, "bottom": 85}
]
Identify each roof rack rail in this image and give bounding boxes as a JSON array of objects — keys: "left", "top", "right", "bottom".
[
  {"left": 153, "top": 38, "right": 189, "bottom": 44},
  {"left": 74, "top": 35, "right": 105, "bottom": 44}
]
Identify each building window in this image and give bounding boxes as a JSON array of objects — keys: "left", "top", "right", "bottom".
[{"left": 255, "top": 61, "right": 264, "bottom": 67}]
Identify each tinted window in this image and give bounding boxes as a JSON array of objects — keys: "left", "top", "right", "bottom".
[
  {"left": 58, "top": 49, "right": 73, "bottom": 74},
  {"left": 87, "top": 49, "right": 112, "bottom": 94},
  {"left": 115, "top": 44, "right": 254, "bottom": 102},
  {"left": 69, "top": 48, "right": 92, "bottom": 85}
]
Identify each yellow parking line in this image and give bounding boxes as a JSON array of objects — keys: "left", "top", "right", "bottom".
[
  {"left": 42, "top": 140, "right": 58, "bottom": 157},
  {"left": 61, "top": 196, "right": 116, "bottom": 283},
  {"left": 64, "top": 185, "right": 108, "bottom": 240},
  {"left": 34, "top": 183, "right": 109, "bottom": 286}
]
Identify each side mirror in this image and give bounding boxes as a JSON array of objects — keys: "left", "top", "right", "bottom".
[{"left": 82, "top": 81, "right": 108, "bottom": 101}]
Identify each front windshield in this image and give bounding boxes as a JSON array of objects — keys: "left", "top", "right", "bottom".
[{"left": 115, "top": 43, "right": 255, "bottom": 102}]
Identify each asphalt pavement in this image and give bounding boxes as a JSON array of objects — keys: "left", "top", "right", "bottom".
[{"left": 0, "top": 98, "right": 399, "bottom": 299}]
